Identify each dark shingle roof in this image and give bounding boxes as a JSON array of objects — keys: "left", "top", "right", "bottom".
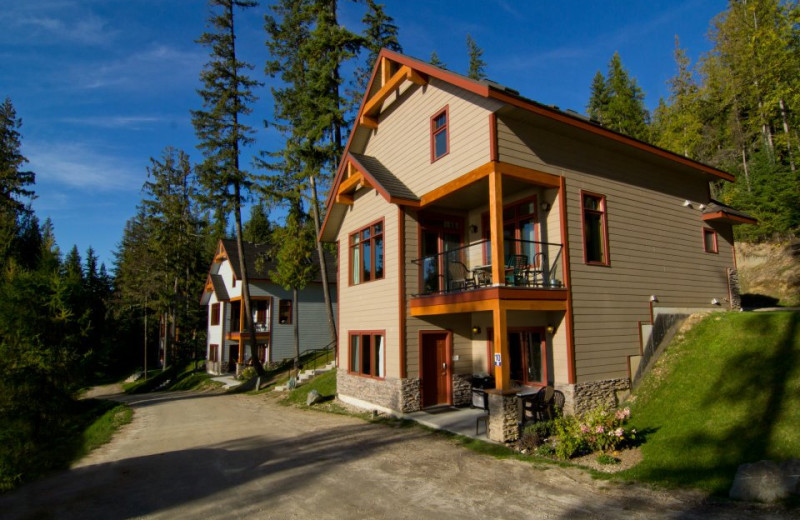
[
  {"left": 350, "top": 152, "right": 419, "bottom": 201},
  {"left": 703, "top": 200, "right": 757, "bottom": 224},
  {"left": 220, "top": 239, "right": 337, "bottom": 284},
  {"left": 209, "top": 274, "right": 229, "bottom": 301}
]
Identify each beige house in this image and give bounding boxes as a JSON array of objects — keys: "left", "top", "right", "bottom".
[{"left": 319, "top": 50, "right": 754, "bottom": 442}]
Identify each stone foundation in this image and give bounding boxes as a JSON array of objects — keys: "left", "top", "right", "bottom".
[
  {"left": 452, "top": 374, "right": 473, "bottom": 406},
  {"left": 572, "top": 378, "right": 631, "bottom": 415},
  {"left": 487, "top": 390, "right": 519, "bottom": 443},
  {"left": 337, "top": 371, "right": 421, "bottom": 413},
  {"left": 727, "top": 267, "right": 742, "bottom": 310}
]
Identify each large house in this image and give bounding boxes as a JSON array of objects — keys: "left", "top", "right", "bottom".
[
  {"left": 201, "top": 239, "right": 337, "bottom": 375},
  {"left": 319, "top": 50, "right": 754, "bottom": 442}
]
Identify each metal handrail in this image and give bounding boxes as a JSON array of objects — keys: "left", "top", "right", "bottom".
[{"left": 302, "top": 340, "right": 336, "bottom": 371}]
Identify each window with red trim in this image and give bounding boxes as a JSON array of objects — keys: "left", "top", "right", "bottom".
[
  {"left": 210, "top": 303, "right": 220, "bottom": 326},
  {"left": 279, "top": 299, "right": 292, "bottom": 324},
  {"left": 349, "top": 332, "right": 385, "bottom": 378},
  {"left": 430, "top": 106, "right": 449, "bottom": 161},
  {"left": 209, "top": 344, "right": 219, "bottom": 362},
  {"left": 703, "top": 227, "right": 718, "bottom": 253},
  {"left": 350, "top": 220, "right": 384, "bottom": 284},
  {"left": 582, "top": 192, "right": 609, "bottom": 265}
]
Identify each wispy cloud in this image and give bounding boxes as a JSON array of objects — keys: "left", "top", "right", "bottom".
[
  {"left": 72, "top": 44, "right": 206, "bottom": 91},
  {"left": 0, "top": 2, "right": 116, "bottom": 46},
  {"left": 57, "top": 115, "right": 164, "bottom": 129},
  {"left": 25, "top": 141, "right": 143, "bottom": 192}
]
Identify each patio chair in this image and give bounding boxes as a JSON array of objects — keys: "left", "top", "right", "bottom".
[
  {"left": 447, "top": 261, "right": 477, "bottom": 291},
  {"left": 525, "top": 252, "right": 545, "bottom": 287},
  {"left": 505, "top": 254, "right": 528, "bottom": 286}
]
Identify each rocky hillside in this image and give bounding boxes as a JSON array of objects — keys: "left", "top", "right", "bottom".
[{"left": 737, "top": 240, "right": 800, "bottom": 307}]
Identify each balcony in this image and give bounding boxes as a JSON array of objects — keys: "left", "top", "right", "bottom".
[
  {"left": 412, "top": 238, "right": 564, "bottom": 296},
  {"left": 409, "top": 238, "right": 567, "bottom": 316}
]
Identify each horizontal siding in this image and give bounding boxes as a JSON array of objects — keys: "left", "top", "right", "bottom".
[
  {"left": 336, "top": 191, "right": 401, "bottom": 378},
  {"left": 270, "top": 285, "right": 337, "bottom": 362},
  {"left": 497, "top": 113, "right": 737, "bottom": 383},
  {"left": 364, "top": 78, "right": 502, "bottom": 197}
]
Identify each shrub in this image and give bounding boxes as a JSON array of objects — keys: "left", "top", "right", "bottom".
[
  {"left": 596, "top": 453, "right": 620, "bottom": 465},
  {"left": 239, "top": 366, "right": 257, "bottom": 381},
  {"left": 550, "top": 405, "right": 636, "bottom": 460},
  {"left": 536, "top": 442, "right": 556, "bottom": 457},
  {"left": 519, "top": 420, "right": 554, "bottom": 451}
]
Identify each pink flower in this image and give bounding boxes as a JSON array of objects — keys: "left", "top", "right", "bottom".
[
  {"left": 615, "top": 410, "right": 625, "bottom": 420},
  {"left": 614, "top": 428, "right": 624, "bottom": 438},
  {"left": 580, "top": 424, "right": 590, "bottom": 434},
  {"left": 595, "top": 425, "right": 604, "bottom": 434}
]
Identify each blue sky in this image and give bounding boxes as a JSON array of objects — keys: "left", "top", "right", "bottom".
[{"left": 1, "top": 0, "right": 727, "bottom": 268}]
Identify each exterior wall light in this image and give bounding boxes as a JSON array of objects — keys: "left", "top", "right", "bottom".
[
  {"left": 650, "top": 295, "right": 658, "bottom": 302},
  {"left": 711, "top": 298, "right": 720, "bottom": 305},
  {"left": 545, "top": 324, "right": 555, "bottom": 334},
  {"left": 683, "top": 200, "right": 692, "bottom": 207},
  {"left": 471, "top": 325, "right": 481, "bottom": 335}
]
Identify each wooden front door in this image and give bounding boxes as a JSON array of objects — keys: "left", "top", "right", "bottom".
[
  {"left": 228, "top": 344, "right": 238, "bottom": 373},
  {"left": 421, "top": 332, "right": 450, "bottom": 407}
]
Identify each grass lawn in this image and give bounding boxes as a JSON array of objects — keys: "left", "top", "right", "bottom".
[
  {"left": 284, "top": 369, "right": 337, "bottom": 406},
  {"left": 619, "top": 311, "right": 800, "bottom": 495}
]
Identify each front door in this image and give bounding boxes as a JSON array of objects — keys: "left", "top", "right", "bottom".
[
  {"left": 421, "top": 332, "right": 450, "bottom": 407},
  {"left": 228, "top": 344, "right": 238, "bottom": 373}
]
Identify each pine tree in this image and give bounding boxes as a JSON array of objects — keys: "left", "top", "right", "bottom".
[
  {"left": 429, "top": 51, "right": 446, "bottom": 69},
  {"left": 587, "top": 71, "right": 609, "bottom": 123},
  {"left": 352, "top": 0, "right": 401, "bottom": 94},
  {"left": 466, "top": 34, "right": 487, "bottom": 80},
  {"left": 604, "top": 52, "right": 649, "bottom": 140},
  {"left": 0, "top": 98, "right": 35, "bottom": 262},
  {"left": 243, "top": 201, "right": 272, "bottom": 243},
  {"left": 192, "top": 0, "right": 265, "bottom": 376}
]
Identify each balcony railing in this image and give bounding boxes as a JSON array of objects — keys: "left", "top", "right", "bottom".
[{"left": 412, "top": 239, "right": 564, "bottom": 296}]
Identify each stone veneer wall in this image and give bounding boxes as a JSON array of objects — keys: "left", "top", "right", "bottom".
[
  {"left": 488, "top": 392, "right": 518, "bottom": 442},
  {"left": 337, "top": 371, "right": 422, "bottom": 413},
  {"left": 452, "top": 374, "right": 473, "bottom": 406},
  {"left": 572, "top": 378, "right": 630, "bottom": 415}
]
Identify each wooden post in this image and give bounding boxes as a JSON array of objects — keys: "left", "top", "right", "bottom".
[
  {"left": 492, "top": 301, "right": 511, "bottom": 390},
  {"left": 488, "top": 167, "right": 505, "bottom": 285}
]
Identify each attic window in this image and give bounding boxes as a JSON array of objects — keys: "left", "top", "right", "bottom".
[{"left": 430, "top": 106, "right": 449, "bottom": 162}]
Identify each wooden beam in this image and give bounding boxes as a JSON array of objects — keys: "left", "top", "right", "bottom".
[
  {"left": 496, "top": 161, "right": 561, "bottom": 188},
  {"left": 409, "top": 299, "right": 494, "bottom": 317},
  {"left": 488, "top": 167, "right": 505, "bottom": 285},
  {"left": 492, "top": 300, "right": 511, "bottom": 390},
  {"left": 380, "top": 56, "right": 392, "bottom": 86},
  {"left": 335, "top": 193, "right": 354, "bottom": 205},
  {"left": 337, "top": 171, "right": 363, "bottom": 195},
  {"left": 419, "top": 161, "right": 494, "bottom": 206},
  {"left": 407, "top": 68, "right": 427, "bottom": 85},
  {"left": 500, "top": 300, "right": 567, "bottom": 312},
  {"left": 360, "top": 115, "right": 379, "bottom": 129},
  {"left": 363, "top": 65, "right": 429, "bottom": 118}
]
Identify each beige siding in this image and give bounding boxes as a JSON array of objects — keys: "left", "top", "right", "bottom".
[
  {"left": 337, "top": 189, "right": 401, "bottom": 378},
  {"left": 498, "top": 114, "right": 736, "bottom": 383},
  {"left": 363, "top": 78, "right": 502, "bottom": 196}
]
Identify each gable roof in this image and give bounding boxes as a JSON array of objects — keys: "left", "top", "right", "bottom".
[
  {"left": 217, "top": 239, "right": 337, "bottom": 283},
  {"left": 320, "top": 49, "right": 738, "bottom": 242},
  {"left": 702, "top": 200, "right": 758, "bottom": 225}
]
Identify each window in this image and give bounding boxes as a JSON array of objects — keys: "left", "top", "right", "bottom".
[
  {"left": 487, "top": 328, "right": 546, "bottom": 386},
  {"left": 349, "top": 332, "right": 385, "bottom": 378},
  {"left": 230, "top": 301, "right": 241, "bottom": 332},
  {"left": 350, "top": 220, "right": 384, "bottom": 284},
  {"left": 210, "top": 303, "right": 220, "bottom": 326},
  {"left": 209, "top": 344, "right": 219, "bottom": 362},
  {"left": 420, "top": 214, "right": 463, "bottom": 293},
  {"left": 253, "top": 300, "right": 269, "bottom": 332},
  {"left": 581, "top": 192, "right": 609, "bottom": 265},
  {"left": 279, "top": 299, "right": 292, "bottom": 324},
  {"left": 482, "top": 197, "right": 538, "bottom": 263},
  {"left": 430, "top": 106, "right": 449, "bottom": 161},
  {"left": 703, "top": 228, "right": 718, "bottom": 253}
]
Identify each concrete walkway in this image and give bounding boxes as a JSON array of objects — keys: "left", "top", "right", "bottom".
[
  {"left": 405, "top": 406, "right": 491, "bottom": 442},
  {"left": 210, "top": 375, "right": 241, "bottom": 388}
]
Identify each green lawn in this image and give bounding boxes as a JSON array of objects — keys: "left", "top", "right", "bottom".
[{"left": 620, "top": 311, "right": 800, "bottom": 494}]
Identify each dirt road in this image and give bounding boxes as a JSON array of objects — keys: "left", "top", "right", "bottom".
[{"left": 0, "top": 386, "right": 791, "bottom": 519}]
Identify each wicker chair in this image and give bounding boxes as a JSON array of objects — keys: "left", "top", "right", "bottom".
[{"left": 447, "top": 261, "right": 477, "bottom": 291}]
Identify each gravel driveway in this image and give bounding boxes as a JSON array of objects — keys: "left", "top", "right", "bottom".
[{"left": 0, "top": 385, "right": 792, "bottom": 519}]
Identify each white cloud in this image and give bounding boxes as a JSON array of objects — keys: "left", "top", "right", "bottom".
[
  {"left": 0, "top": 2, "right": 116, "bottom": 46},
  {"left": 25, "top": 141, "right": 143, "bottom": 192},
  {"left": 57, "top": 115, "right": 164, "bottom": 129}
]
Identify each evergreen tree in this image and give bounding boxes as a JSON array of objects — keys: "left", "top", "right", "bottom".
[
  {"left": 352, "top": 0, "right": 401, "bottom": 94},
  {"left": 243, "top": 201, "right": 273, "bottom": 243},
  {"left": 466, "top": 34, "right": 487, "bottom": 80},
  {"left": 587, "top": 71, "right": 609, "bottom": 123},
  {"left": 605, "top": 52, "right": 649, "bottom": 140},
  {"left": 192, "top": 0, "right": 265, "bottom": 375},
  {"left": 0, "top": 98, "right": 35, "bottom": 262},
  {"left": 429, "top": 51, "right": 446, "bottom": 69}
]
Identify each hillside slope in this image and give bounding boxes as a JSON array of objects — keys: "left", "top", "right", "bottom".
[
  {"left": 621, "top": 311, "right": 800, "bottom": 494},
  {"left": 737, "top": 241, "right": 800, "bottom": 307}
]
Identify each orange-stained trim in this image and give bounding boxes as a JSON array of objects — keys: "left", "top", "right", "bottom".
[
  {"left": 410, "top": 286, "right": 568, "bottom": 308},
  {"left": 491, "top": 300, "right": 511, "bottom": 390},
  {"left": 488, "top": 168, "right": 505, "bottom": 285},
  {"left": 335, "top": 193, "right": 354, "bottom": 205},
  {"left": 360, "top": 115, "right": 379, "bottom": 129},
  {"left": 337, "top": 171, "right": 364, "bottom": 195},
  {"left": 398, "top": 207, "right": 407, "bottom": 379},
  {"left": 336, "top": 240, "right": 341, "bottom": 368},
  {"left": 489, "top": 112, "right": 498, "bottom": 161},
  {"left": 486, "top": 88, "right": 735, "bottom": 182},
  {"left": 363, "top": 65, "right": 428, "bottom": 118},
  {"left": 580, "top": 190, "right": 611, "bottom": 266},
  {"left": 347, "top": 330, "right": 387, "bottom": 380},
  {"left": 380, "top": 56, "right": 392, "bottom": 86},
  {"left": 701, "top": 211, "right": 758, "bottom": 225},
  {"left": 496, "top": 161, "right": 561, "bottom": 187},
  {"left": 420, "top": 162, "right": 494, "bottom": 206},
  {"left": 559, "top": 176, "right": 576, "bottom": 385},
  {"left": 702, "top": 227, "right": 719, "bottom": 254},
  {"left": 409, "top": 291, "right": 567, "bottom": 317}
]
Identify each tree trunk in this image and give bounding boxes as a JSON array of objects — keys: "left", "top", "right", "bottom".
[
  {"left": 309, "top": 175, "right": 337, "bottom": 345},
  {"left": 233, "top": 182, "right": 265, "bottom": 377},
  {"left": 293, "top": 286, "right": 300, "bottom": 373},
  {"left": 742, "top": 147, "right": 751, "bottom": 192},
  {"left": 779, "top": 98, "right": 796, "bottom": 172}
]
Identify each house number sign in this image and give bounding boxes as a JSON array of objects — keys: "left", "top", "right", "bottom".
[{"left": 494, "top": 353, "right": 501, "bottom": 367}]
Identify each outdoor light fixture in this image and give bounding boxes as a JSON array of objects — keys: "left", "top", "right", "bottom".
[
  {"left": 471, "top": 325, "right": 481, "bottom": 335},
  {"left": 682, "top": 200, "right": 692, "bottom": 207},
  {"left": 650, "top": 295, "right": 658, "bottom": 302},
  {"left": 711, "top": 298, "right": 720, "bottom": 305},
  {"left": 470, "top": 224, "right": 478, "bottom": 233},
  {"left": 541, "top": 202, "right": 551, "bottom": 211},
  {"left": 546, "top": 324, "right": 555, "bottom": 334},
  {"left": 698, "top": 204, "right": 707, "bottom": 211}
]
